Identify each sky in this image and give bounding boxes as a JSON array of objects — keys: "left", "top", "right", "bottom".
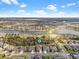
[{"left": 0, "top": 0, "right": 79, "bottom": 17}]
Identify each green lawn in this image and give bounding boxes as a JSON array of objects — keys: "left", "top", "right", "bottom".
[
  {"left": 0, "top": 54, "right": 4, "bottom": 59},
  {"left": 0, "top": 54, "right": 11, "bottom": 59},
  {"left": 42, "top": 55, "right": 53, "bottom": 59}
]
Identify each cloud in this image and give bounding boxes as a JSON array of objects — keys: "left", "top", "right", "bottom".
[
  {"left": 18, "top": 3, "right": 27, "bottom": 14},
  {"left": 34, "top": 10, "right": 47, "bottom": 16},
  {"left": 0, "top": 1, "right": 2, "bottom": 4},
  {"left": 1, "top": 0, "right": 11, "bottom": 4},
  {"left": 51, "top": 12, "right": 79, "bottom": 17},
  {"left": 61, "top": 2, "right": 76, "bottom": 8},
  {"left": 67, "top": 3, "right": 76, "bottom": 7},
  {"left": 0, "top": 9, "right": 49, "bottom": 17},
  {"left": 0, "top": 6, "right": 79, "bottom": 17},
  {"left": 47, "top": 4, "right": 57, "bottom": 11},
  {"left": 17, "top": 9, "right": 26, "bottom": 13},
  {"left": 11, "top": 0, "right": 19, "bottom": 5},
  {"left": 0, "top": 11, "right": 79, "bottom": 17},
  {"left": 61, "top": 5, "right": 65, "bottom": 8},
  {"left": 20, "top": 3, "right": 27, "bottom": 8},
  {"left": 51, "top": 11, "right": 67, "bottom": 17},
  {"left": 0, "top": 0, "right": 19, "bottom": 5}
]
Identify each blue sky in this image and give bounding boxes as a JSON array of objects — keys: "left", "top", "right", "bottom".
[{"left": 0, "top": 0, "right": 79, "bottom": 17}]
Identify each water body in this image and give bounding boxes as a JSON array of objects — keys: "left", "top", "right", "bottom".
[
  {"left": 57, "top": 29, "right": 79, "bottom": 36},
  {"left": 0, "top": 18, "right": 79, "bottom": 22},
  {"left": 0, "top": 30, "right": 47, "bottom": 35}
]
